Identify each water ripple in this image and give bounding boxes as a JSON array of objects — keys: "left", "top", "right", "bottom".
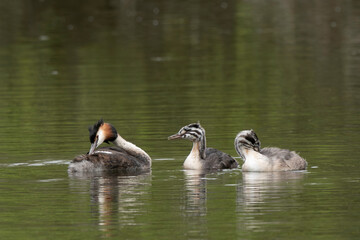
[{"left": 1, "top": 159, "right": 70, "bottom": 168}]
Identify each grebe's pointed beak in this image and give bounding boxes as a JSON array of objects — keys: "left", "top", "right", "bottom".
[
  {"left": 168, "top": 133, "right": 183, "bottom": 140},
  {"left": 88, "top": 130, "right": 106, "bottom": 154},
  {"left": 88, "top": 138, "right": 98, "bottom": 155}
]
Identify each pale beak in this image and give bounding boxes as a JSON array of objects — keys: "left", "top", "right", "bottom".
[
  {"left": 88, "top": 138, "right": 98, "bottom": 155},
  {"left": 168, "top": 133, "right": 183, "bottom": 140},
  {"left": 88, "top": 130, "right": 106, "bottom": 155}
]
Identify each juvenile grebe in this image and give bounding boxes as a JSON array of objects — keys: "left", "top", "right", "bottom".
[
  {"left": 168, "top": 123, "right": 238, "bottom": 170},
  {"left": 68, "top": 119, "right": 151, "bottom": 172},
  {"left": 234, "top": 130, "right": 307, "bottom": 171}
]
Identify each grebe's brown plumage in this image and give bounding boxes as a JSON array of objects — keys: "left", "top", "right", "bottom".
[
  {"left": 234, "top": 130, "right": 307, "bottom": 171},
  {"left": 168, "top": 123, "right": 238, "bottom": 170},
  {"left": 69, "top": 120, "right": 151, "bottom": 173}
]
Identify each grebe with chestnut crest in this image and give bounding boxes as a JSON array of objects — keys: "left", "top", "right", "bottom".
[{"left": 68, "top": 119, "right": 151, "bottom": 173}]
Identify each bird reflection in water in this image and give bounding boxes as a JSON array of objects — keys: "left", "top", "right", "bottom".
[
  {"left": 236, "top": 171, "right": 306, "bottom": 231},
  {"left": 183, "top": 169, "right": 215, "bottom": 238},
  {"left": 68, "top": 170, "right": 151, "bottom": 237},
  {"left": 184, "top": 169, "right": 207, "bottom": 214}
]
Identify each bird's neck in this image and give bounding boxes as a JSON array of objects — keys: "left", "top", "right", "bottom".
[
  {"left": 193, "top": 136, "right": 206, "bottom": 159},
  {"left": 241, "top": 148, "right": 270, "bottom": 171},
  {"left": 183, "top": 137, "right": 207, "bottom": 169},
  {"left": 113, "top": 134, "right": 151, "bottom": 165},
  {"left": 184, "top": 141, "right": 203, "bottom": 169},
  {"left": 237, "top": 144, "right": 260, "bottom": 162}
]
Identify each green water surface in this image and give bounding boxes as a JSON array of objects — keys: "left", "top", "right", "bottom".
[{"left": 0, "top": 1, "right": 359, "bottom": 239}]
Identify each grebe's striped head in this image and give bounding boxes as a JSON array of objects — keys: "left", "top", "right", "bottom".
[
  {"left": 168, "top": 123, "right": 205, "bottom": 142},
  {"left": 88, "top": 119, "right": 118, "bottom": 154},
  {"left": 234, "top": 130, "right": 261, "bottom": 159}
]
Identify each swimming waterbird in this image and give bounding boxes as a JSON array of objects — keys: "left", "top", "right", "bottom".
[
  {"left": 234, "top": 130, "right": 307, "bottom": 171},
  {"left": 168, "top": 123, "right": 238, "bottom": 170},
  {"left": 68, "top": 119, "right": 151, "bottom": 172}
]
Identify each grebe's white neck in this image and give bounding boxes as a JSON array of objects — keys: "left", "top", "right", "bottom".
[
  {"left": 184, "top": 141, "right": 203, "bottom": 169},
  {"left": 113, "top": 134, "right": 152, "bottom": 166},
  {"left": 241, "top": 147, "right": 271, "bottom": 171}
]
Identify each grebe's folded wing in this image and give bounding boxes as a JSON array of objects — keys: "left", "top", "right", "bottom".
[
  {"left": 204, "top": 148, "right": 239, "bottom": 169},
  {"left": 260, "top": 147, "right": 307, "bottom": 170}
]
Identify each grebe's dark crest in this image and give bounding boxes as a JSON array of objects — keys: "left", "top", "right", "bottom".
[
  {"left": 69, "top": 119, "right": 151, "bottom": 173},
  {"left": 168, "top": 123, "right": 238, "bottom": 170},
  {"left": 234, "top": 130, "right": 260, "bottom": 159},
  {"left": 235, "top": 130, "right": 307, "bottom": 171},
  {"left": 88, "top": 119, "right": 118, "bottom": 154}
]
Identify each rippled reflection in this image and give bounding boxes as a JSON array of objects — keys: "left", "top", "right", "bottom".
[
  {"left": 236, "top": 171, "right": 306, "bottom": 231},
  {"left": 183, "top": 169, "right": 208, "bottom": 238},
  {"left": 183, "top": 170, "right": 207, "bottom": 215},
  {"left": 69, "top": 171, "right": 151, "bottom": 237}
]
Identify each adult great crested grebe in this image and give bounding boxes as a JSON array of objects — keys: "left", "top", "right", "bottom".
[
  {"left": 168, "top": 123, "right": 238, "bottom": 170},
  {"left": 68, "top": 119, "right": 151, "bottom": 173},
  {"left": 234, "top": 130, "right": 307, "bottom": 171}
]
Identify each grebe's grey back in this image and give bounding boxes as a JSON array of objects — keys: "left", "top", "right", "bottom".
[
  {"left": 68, "top": 119, "right": 151, "bottom": 173},
  {"left": 168, "top": 123, "right": 238, "bottom": 170},
  {"left": 234, "top": 130, "right": 307, "bottom": 171}
]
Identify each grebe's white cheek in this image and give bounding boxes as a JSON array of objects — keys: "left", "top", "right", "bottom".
[{"left": 96, "top": 130, "right": 106, "bottom": 148}]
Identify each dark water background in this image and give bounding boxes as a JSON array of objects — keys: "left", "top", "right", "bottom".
[{"left": 0, "top": 1, "right": 359, "bottom": 239}]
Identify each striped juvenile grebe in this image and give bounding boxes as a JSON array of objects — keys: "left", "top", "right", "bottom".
[
  {"left": 168, "top": 123, "right": 238, "bottom": 170},
  {"left": 68, "top": 119, "right": 151, "bottom": 172},
  {"left": 234, "top": 130, "right": 307, "bottom": 171}
]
